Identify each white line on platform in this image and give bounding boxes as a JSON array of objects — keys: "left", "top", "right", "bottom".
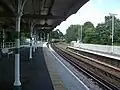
[{"left": 49, "top": 45, "right": 90, "bottom": 90}]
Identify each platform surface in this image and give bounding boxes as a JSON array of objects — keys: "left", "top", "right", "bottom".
[
  {"left": 0, "top": 42, "right": 90, "bottom": 90},
  {"left": 0, "top": 47, "right": 54, "bottom": 90},
  {"left": 44, "top": 43, "right": 89, "bottom": 90},
  {"left": 43, "top": 47, "right": 66, "bottom": 90}
]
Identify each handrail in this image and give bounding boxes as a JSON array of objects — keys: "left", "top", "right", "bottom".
[{"left": 0, "top": 41, "right": 29, "bottom": 49}]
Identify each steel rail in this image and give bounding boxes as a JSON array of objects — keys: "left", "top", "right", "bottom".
[{"left": 52, "top": 44, "right": 120, "bottom": 90}]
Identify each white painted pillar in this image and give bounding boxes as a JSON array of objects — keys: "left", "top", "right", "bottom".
[
  {"left": 109, "top": 13, "right": 117, "bottom": 53},
  {"left": 14, "top": 0, "right": 27, "bottom": 89},
  {"left": 33, "top": 37, "right": 35, "bottom": 52},
  {"left": 111, "top": 15, "right": 114, "bottom": 53},
  {"left": 40, "top": 34, "right": 41, "bottom": 41},
  {"left": 35, "top": 35, "right": 37, "bottom": 49},
  {"left": 47, "top": 33, "right": 49, "bottom": 42},
  {"left": 2, "top": 29, "right": 5, "bottom": 48},
  {"left": 29, "top": 28, "right": 33, "bottom": 59},
  {"left": 44, "top": 33, "right": 45, "bottom": 41},
  {"left": 14, "top": 5, "right": 22, "bottom": 90},
  {"left": 49, "top": 32, "right": 51, "bottom": 47}
]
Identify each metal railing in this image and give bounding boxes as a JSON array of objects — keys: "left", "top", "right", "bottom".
[{"left": 0, "top": 41, "right": 29, "bottom": 49}]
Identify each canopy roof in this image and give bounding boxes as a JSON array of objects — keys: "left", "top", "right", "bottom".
[{"left": 0, "top": 0, "right": 89, "bottom": 32}]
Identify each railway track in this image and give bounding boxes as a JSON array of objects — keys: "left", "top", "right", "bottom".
[
  {"left": 67, "top": 46, "right": 120, "bottom": 68},
  {"left": 52, "top": 44, "right": 120, "bottom": 90}
]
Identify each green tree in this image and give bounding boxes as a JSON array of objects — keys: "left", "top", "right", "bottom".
[
  {"left": 51, "top": 29, "right": 64, "bottom": 39},
  {"left": 65, "top": 25, "right": 81, "bottom": 43},
  {"left": 82, "top": 21, "right": 98, "bottom": 43}
]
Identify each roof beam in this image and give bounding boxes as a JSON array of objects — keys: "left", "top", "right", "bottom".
[
  {"left": 48, "top": 0, "right": 54, "bottom": 15},
  {"left": 0, "top": 0, "right": 14, "bottom": 14},
  {"left": 22, "top": 14, "right": 64, "bottom": 19},
  {"left": 0, "top": 14, "right": 65, "bottom": 19},
  {"left": 37, "top": 29, "right": 53, "bottom": 32},
  {"left": 34, "top": 24, "right": 52, "bottom": 27},
  {"left": 38, "top": 29, "right": 51, "bottom": 30}
]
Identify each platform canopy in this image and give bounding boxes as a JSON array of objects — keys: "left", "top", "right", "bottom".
[{"left": 0, "top": 0, "right": 89, "bottom": 32}]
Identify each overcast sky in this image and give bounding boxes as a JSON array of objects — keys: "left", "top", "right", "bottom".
[{"left": 55, "top": 0, "right": 120, "bottom": 34}]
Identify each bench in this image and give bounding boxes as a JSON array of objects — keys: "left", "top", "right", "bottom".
[{"left": 2, "top": 48, "right": 13, "bottom": 58}]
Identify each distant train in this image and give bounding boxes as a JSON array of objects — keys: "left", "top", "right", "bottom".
[{"left": 52, "top": 39, "right": 65, "bottom": 43}]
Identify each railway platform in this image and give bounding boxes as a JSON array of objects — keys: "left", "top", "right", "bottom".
[
  {"left": 0, "top": 42, "right": 89, "bottom": 90},
  {"left": 67, "top": 46, "right": 120, "bottom": 69},
  {"left": 0, "top": 45, "right": 54, "bottom": 90},
  {"left": 68, "top": 46, "right": 120, "bottom": 60}
]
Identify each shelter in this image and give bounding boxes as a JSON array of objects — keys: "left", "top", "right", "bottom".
[{"left": 0, "top": 0, "right": 89, "bottom": 89}]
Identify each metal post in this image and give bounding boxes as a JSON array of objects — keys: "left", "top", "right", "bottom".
[
  {"left": 35, "top": 35, "right": 37, "bottom": 49},
  {"left": 77, "top": 29, "right": 79, "bottom": 42},
  {"left": 109, "top": 13, "right": 117, "bottom": 53},
  {"left": 35, "top": 32, "right": 37, "bottom": 49},
  {"left": 80, "top": 25, "right": 82, "bottom": 43},
  {"left": 47, "top": 33, "right": 50, "bottom": 48},
  {"left": 2, "top": 29, "right": 5, "bottom": 48},
  {"left": 14, "top": 1, "right": 22, "bottom": 89},
  {"left": 40, "top": 33, "right": 42, "bottom": 41},
  {"left": 41, "top": 33, "right": 43, "bottom": 41},
  {"left": 47, "top": 33, "right": 49, "bottom": 42},
  {"left": 49, "top": 32, "right": 51, "bottom": 44},
  {"left": 36, "top": 34, "right": 38, "bottom": 48},
  {"left": 44, "top": 33, "right": 45, "bottom": 41},
  {"left": 33, "top": 34, "right": 36, "bottom": 52},
  {"left": 111, "top": 15, "right": 114, "bottom": 53},
  {"left": 29, "top": 27, "right": 33, "bottom": 59}
]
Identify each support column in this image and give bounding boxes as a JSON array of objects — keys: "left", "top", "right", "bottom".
[
  {"left": 40, "top": 32, "right": 42, "bottom": 41},
  {"left": 36, "top": 34, "right": 39, "bottom": 48},
  {"left": 35, "top": 35, "right": 37, "bottom": 49},
  {"left": 47, "top": 33, "right": 49, "bottom": 42},
  {"left": 41, "top": 33, "right": 43, "bottom": 41},
  {"left": 109, "top": 13, "right": 117, "bottom": 53},
  {"left": 2, "top": 29, "right": 5, "bottom": 48},
  {"left": 44, "top": 33, "right": 45, "bottom": 41},
  {"left": 13, "top": 0, "right": 27, "bottom": 89},
  {"left": 35, "top": 34, "right": 38, "bottom": 49},
  {"left": 29, "top": 27, "right": 33, "bottom": 59},
  {"left": 14, "top": 10, "right": 22, "bottom": 90},
  {"left": 49, "top": 32, "right": 51, "bottom": 45},
  {"left": 111, "top": 15, "right": 114, "bottom": 53},
  {"left": 77, "top": 28, "right": 80, "bottom": 43},
  {"left": 33, "top": 34, "right": 36, "bottom": 52},
  {"left": 47, "top": 33, "right": 50, "bottom": 48},
  {"left": 34, "top": 31, "right": 37, "bottom": 51}
]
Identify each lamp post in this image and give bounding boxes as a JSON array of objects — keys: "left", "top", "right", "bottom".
[
  {"left": 109, "top": 13, "right": 117, "bottom": 53},
  {"left": 80, "top": 25, "right": 82, "bottom": 43},
  {"left": 78, "top": 25, "right": 82, "bottom": 43}
]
